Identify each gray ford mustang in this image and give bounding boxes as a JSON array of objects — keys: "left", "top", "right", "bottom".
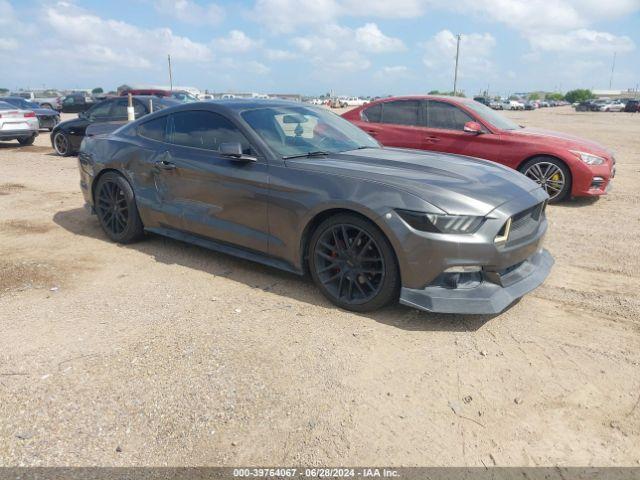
[{"left": 77, "top": 100, "right": 553, "bottom": 314}]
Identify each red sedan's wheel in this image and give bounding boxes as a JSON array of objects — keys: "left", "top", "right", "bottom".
[{"left": 520, "top": 157, "right": 571, "bottom": 203}]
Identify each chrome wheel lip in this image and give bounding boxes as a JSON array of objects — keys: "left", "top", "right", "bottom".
[
  {"left": 53, "top": 132, "right": 68, "bottom": 156},
  {"left": 314, "top": 223, "right": 385, "bottom": 305},
  {"left": 524, "top": 162, "right": 566, "bottom": 200}
]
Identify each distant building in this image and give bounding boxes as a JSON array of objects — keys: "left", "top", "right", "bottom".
[{"left": 592, "top": 89, "right": 639, "bottom": 99}]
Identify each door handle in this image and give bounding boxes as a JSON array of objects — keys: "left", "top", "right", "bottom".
[
  {"left": 425, "top": 136, "right": 440, "bottom": 143},
  {"left": 154, "top": 160, "right": 176, "bottom": 171},
  {"left": 365, "top": 130, "right": 379, "bottom": 137}
]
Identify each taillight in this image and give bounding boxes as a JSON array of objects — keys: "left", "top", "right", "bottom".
[{"left": 24, "top": 111, "right": 36, "bottom": 118}]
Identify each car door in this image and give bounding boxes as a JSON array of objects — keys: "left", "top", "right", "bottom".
[
  {"left": 154, "top": 109, "right": 269, "bottom": 253},
  {"left": 356, "top": 100, "right": 424, "bottom": 150},
  {"left": 421, "top": 100, "right": 504, "bottom": 162}
]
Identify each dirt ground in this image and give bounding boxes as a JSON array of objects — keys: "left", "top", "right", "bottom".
[{"left": 0, "top": 106, "right": 639, "bottom": 467}]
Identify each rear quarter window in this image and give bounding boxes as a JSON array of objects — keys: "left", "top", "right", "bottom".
[{"left": 138, "top": 116, "right": 167, "bottom": 142}]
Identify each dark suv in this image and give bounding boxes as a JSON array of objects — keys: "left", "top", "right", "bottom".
[
  {"left": 624, "top": 99, "right": 639, "bottom": 112},
  {"left": 51, "top": 96, "right": 179, "bottom": 156}
]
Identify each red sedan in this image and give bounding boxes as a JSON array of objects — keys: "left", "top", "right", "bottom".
[{"left": 342, "top": 96, "right": 615, "bottom": 202}]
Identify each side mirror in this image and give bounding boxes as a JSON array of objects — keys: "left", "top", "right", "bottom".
[
  {"left": 463, "top": 121, "right": 483, "bottom": 134},
  {"left": 219, "top": 142, "right": 257, "bottom": 162}
]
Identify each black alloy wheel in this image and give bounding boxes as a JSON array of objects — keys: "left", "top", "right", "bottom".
[
  {"left": 309, "top": 214, "right": 399, "bottom": 312},
  {"left": 95, "top": 172, "right": 144, "bottom": 243}
]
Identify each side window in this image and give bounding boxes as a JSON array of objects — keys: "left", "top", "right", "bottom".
[
  {"left": 362, "top": 103, "right": 382, "bottom": 123},
  {"left": 168, "top": 110, "right": 253, "bottom": 154},
  {"left": 86, "top": 100, "right": 112, "bottom": 119},
  {"left": 138, "top": 116, "right": 167, "bottom": 142},
  {"left": 381, "top": 100, "right": 420, "bottom": 126},
  {"left": 133, "top": 100, "right": 147, "bottom": 118},
  {"left": 426, "top": 101, "right": 474, "bottom": 131},
  {"left": 109, "top": 99, "right": 129, "bottom": 120}
]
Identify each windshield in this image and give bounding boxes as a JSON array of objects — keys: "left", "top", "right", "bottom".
[
  {"left": 464, "top": 101, "right": 521, "bottom": 130},
  {"left": 241, "top": 105, "right": 379, "bottom": 157}
]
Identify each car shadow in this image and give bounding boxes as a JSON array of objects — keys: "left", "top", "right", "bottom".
[{"left": 53, "top": 207, "right": 502, "bottom": 332}]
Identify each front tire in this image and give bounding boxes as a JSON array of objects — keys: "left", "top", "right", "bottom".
[
  {"left": 53, "top": 131, "right": 71, "bottom": 156},
  {"left": 18, "top": 135, "right": 35, "bottom": 146},
  {"left": 309, "top": 214, "right": 400, "bottom": 312},
  {"left": 94, "top": 172, "right": 144, "bottom": 244},
  {"left": 520, "top": 157, "right": 571, "bottom": 203}
]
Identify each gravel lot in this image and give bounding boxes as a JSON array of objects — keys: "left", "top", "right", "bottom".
[{"left": 0, "top": 106, "right": 639, "bottom": 466}]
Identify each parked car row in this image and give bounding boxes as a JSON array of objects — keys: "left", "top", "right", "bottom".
[{"left": 574, "top": 98, "right": 640, "bottom": 112}]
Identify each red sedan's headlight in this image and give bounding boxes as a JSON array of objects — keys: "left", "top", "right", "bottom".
[{"left": 569, "top": 150, "right": 605, "bottom": 166}]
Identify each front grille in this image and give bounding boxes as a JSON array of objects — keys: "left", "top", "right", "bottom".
[{"left": 504, "top": 202, "right": 545, "bottom": 245}]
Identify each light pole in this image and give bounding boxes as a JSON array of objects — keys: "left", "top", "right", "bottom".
[
  {"left": 168, "top": 54, "right": 173, "bottom": 91},
  {"left": 453, "top": 34, "right": 461, "bottom": 96}
]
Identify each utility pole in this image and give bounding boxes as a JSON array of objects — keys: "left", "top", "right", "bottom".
[
  {"left": 453, "top": 34, "right": 461, "bottom": 96},
  {"left": 168, "top": 54, "right": 173, "bottom": 91},
  {"left": 609, "top": 51, "right": 616, "bottom": 90}
]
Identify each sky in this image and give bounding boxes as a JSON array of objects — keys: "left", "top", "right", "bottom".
[{"left": 1, "top": 0, "right": 639, "bottom": 97}]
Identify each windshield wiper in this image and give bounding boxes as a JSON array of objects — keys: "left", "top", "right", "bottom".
[{"left": 282, "top": 150, "right": 331, "bottom": 160}]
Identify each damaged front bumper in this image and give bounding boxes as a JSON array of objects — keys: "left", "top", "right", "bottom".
[{"left": 399, "top": 248, "right": 554, "bottom": 315}]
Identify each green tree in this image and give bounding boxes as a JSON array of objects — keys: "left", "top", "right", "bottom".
[
  {"left": 0, "top": 88, "right": 9, "bottom": 94},
  {"left": 546, "top": 92, "right": 564, "bottom": 101},
  {"left": 528, "top": 93, "right": 540, "bottom": 101},
  {"left": 564, "top": 89, "right": 593, "bottom": 103},
  {"left": 92, "top": 87, "right": 104, "bottom": 94}
]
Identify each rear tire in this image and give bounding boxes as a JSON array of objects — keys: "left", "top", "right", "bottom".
[
  {"left": 18, "top": 135, "right": 35, "bottom": 146},
  {"left": 519, "top": 156, "right": 571, "bottom": 203},
  {"left": 309, "top": 213, "right": 400, "bottom": 312},
  {"left": 94, "top": 172, "right": 144, "bottom": 244}
]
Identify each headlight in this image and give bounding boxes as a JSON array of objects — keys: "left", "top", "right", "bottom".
[
  {"left": 570, "top": 150, "right": 605, "bottom": 165},
  {"left": 396, "top": 209, "right": 484, "bottom": 234}
]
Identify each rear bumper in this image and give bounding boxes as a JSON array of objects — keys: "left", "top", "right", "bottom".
[
  {"left": 0, "top": 129, "right": 38, "bottom": 140},
  {"left": 400, "top": 248, "right": 554, "bottom": 314}
]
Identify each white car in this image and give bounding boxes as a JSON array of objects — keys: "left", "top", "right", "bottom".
[
  {"left": 600, "top": 100, "right": 625, "bottom": 112},
  {"left": 0, "top": 100, "right": 39, "bottom": 145},
  {"left": 342, "top": 96, "right": 368, "bottom": 107},
  {"left": 501, "top": 100, "right": 525, "bottom": 110}
]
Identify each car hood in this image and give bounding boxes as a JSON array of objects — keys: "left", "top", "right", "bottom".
[
  {"left": 505, "top": 127, "right": 612, "bottom": 157},
  {"left": 285, "top": 147, "right": 543, "bottom": 216}
]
